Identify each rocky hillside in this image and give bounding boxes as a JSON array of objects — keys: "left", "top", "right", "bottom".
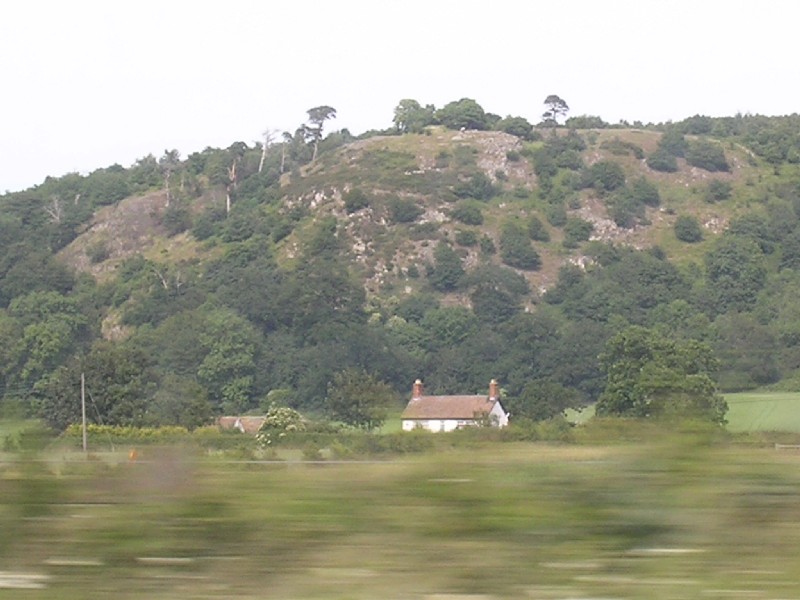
[{"left": 59, "top": 126, "right": 755, "bottom": 307}]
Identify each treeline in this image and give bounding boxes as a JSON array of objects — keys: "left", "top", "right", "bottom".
[{"left": 1, "top": 99, "right": 800, "bottom": 431}]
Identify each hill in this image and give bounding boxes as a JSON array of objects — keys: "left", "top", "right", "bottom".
[{"left": 2, "top": 106, "right": 800, "bottom": 430}]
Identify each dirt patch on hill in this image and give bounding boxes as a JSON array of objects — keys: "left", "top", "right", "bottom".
[{"left": 57, "top": 191, "right": 210, "bottom": 281}]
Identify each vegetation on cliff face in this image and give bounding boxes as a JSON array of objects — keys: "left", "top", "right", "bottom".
[{"left": 3, "top": 96, "right": 800, "bottom": 429}]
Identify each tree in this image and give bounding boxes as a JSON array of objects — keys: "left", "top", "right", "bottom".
[
  {"left": 145, "top": 374, "right": 213, "bottom": 429},
  {"left": 495, "top": 115, "right": 533, "bottom": 139},
  {"left": 436, "top": 98, "right": 488, "bottom": 131},
  {"left": 306, "top": 105, "right": 337, "bottom": 162},
  {"left": 225, "top": 142, "right": 248, "bottom": 214},
  {"left": 196, "top": 307, "right": 262, "bottom": 414},
  {"left": 326, "top": 368, "right": 395, "bottom": 430},
  {"left": 499, "top": 222, "right": 541, "bottom": 270},
  {"left": 508, "top": 379, "right": 581, "bottom": 421},
  {"left": 595, "top": 326, "right": 727, "bottom": 423},
  {"left": 428, "top": 242, "right": 465, "bottom": 292},
  {"left": 35, "top": 341, "right": 156, "bottom": 431},
  {"left": 542, "top": 95, "right": 569, "bottom": 126},
  {"left": 159, "top": 149, "right": 180, "bottom": 207},
  {"left": 258, "top": 128, "right": 277, "bottom": 173},
  {"left": 393, "top": 99, "right": 436, "bottom": 134},
  {"left": 8, "top": 291, "right": 87, "bottom": 387},
  {"left": 703, "top": 236, "right": 767, "bottom": 314}
]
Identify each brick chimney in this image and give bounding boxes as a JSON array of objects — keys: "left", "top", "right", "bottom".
[
  {"left": 489, "top": 379, "right": 499, "bottom": 400},
  {"left": 412, "top": 379, "right": 424, "bottom": 399}
]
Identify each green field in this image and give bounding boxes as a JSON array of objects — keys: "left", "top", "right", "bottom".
[
  {"left": 724, "top": 391, "right": 800, "bottom": 433},
  {"left": 566, "top": 393, "right": 800, "bottom": 434}
]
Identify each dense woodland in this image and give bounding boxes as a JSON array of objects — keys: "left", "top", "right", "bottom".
[{"left": 3, "top": 96, "right": 800, "bottom": 432}]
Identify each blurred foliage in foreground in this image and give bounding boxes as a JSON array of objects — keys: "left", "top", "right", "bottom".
[{"left": 3, "top": 425, "right": 800, "bottom": 598}]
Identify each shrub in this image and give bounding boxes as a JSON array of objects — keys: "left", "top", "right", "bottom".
[
  {"left": 479, "top": 235, "right": 496, "bottom": 255},
  {"left": 600, "top": 137, "right": 644, "bottom": 158},
  {"left": 646, "top": 150, "right": 679, "bottom": 172},
  {"left": 546, "top": 203, "right": 568, "bottom": 227},
  {"left": 685, "top": 139, "right": 729, "bottom": 172},
  {"left": 388, "top": 197, "right": 424, "bottom": 223},
  {"left": 607, "top": 191, "right": 645, "bottom": 228},
  {"left": 256, "top": 404, "right": 307, "bottom": 448},
  {"left": 630, "top": 176, "right": 660, "bottom": 207},
  {"left": 658, "top": 129, "right": 688, "bottom": 157},
  {"left": 63, "top": 424, "right": 191, "bottom": 444},
  {"left": 86, "top": 239, "right": 111, "bottom": 263},
  {"left": 512, "top": 185, "right": 530, "bottom": 199},
  {"left": 705, "top": 179, "right": 733, "bottom": 202},
  {"left": 674, "top": 214, "right": 704, "bottom": 242},
  {"left": 454, "top": 172, "right": 496, "bottom": 200},
  {"left": 506, "top": 150, "right": 521, "bottom": 162},
  {"left": 555, "top": 149, "right": 584, "bottom": 171},
  {"left": 434, "top": 150, "right": 450, "bottom": 168},
  {"left": 566, "top": 115, "right": 608, "bottom": 129},
  {"left": 455, "top": 229, "right": 478, "bottom": 246},
  {"left": 450, "top": 200, "right": 484, "bottom": 225},
  {"left": 162, "top": 204, "right": 192, "bottom": 236},
  {"left": 528, "top": 216, "right": 551, "bottom": 242},
  {"left": 500, "top": 222, "right": 541, "bottom": 270},
  {"left": 585, "top": 160, "right": 626, "bottom": 193},
  {"left": 562, "top": 217, "right": 594, "bottom": 248},
  {"left": 343, "top": 188, "right": 370, "bottom": 213}
]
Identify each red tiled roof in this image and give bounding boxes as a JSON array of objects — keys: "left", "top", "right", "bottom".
[
  {"left": 401, "top": 395, "right": 497, "bottom": 420},
  {"left": 217, "top": 416, "right": 266, "bottom": 434}
]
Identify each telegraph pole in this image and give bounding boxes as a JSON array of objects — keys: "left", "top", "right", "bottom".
[{"left": 81, "top": 372, "right": 87, "bottom": 453}]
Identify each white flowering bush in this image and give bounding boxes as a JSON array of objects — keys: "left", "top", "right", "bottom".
[{"left": 255, "top": 404, "right": 306, "bottom": 448}]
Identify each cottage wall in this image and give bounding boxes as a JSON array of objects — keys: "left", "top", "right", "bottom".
[
  {"left": 490, "top": 402, "right": 509, "bottom": 427},
  {"left": 401, "top": 414, "right": 509, "bottom": 432}
]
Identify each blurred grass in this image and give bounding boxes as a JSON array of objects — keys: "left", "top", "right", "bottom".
[{"left": 3, "top": 434, "right": 800, "bottom": 598}]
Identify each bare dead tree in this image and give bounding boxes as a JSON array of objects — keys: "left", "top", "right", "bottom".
[
  {"left": 159, "top": 149, "right": 180, "bottom": 208},
  {"left": 44, "top": 195, "right": 64, "bottom": 224},
  {"left": 259, "top": 128, "right": 277, "bottom": 173},
  {"left": 226, "top": 160, "right": 237, "bottom": 214},
  {"left": 152, "top": 266, "right": 169, "bottom": 290},
  {"left": 280, "top": 130, "right": 292, "bottom": 174}
]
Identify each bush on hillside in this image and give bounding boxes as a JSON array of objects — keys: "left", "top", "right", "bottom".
[
  {"left": 646, "top": 150, "right": 679, "bottom": 172},
  {"left": 562, "top": 217, "right": 594, "bottom": 248},
  {"left": 343, "top": 188, "right": 370, "bottom": 213},
  {"left": 674, "top": 215, "right": 704, "bottom": 243},
  {"left": 450, "top": 200, "right": 484, "bottom": 225},
  {"left": 500, "top": 222, "right": 541, "bottom": 270},
  {"left": 528, "top": 216, "right": 551, "bottom": 242},
  {"left": 686, "top": 140, "right": 730, "bottom": 172},
  {"left": 388, "top": 197, "right": 424, "bottom": 223},
  {"left": 705, "top": 179, "right": 733, "bottom": 202}
]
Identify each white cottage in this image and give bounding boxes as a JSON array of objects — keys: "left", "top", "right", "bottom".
[{"left": 401, "top": 379, "right": 509, "bottom": 432}]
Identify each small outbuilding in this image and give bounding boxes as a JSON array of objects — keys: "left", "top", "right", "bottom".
[
  {"left": 217, "top": 416, "right": 266, "bottom": 434},
  {"left": 401, "top": 379, "right": 509, "bottom": 432}
]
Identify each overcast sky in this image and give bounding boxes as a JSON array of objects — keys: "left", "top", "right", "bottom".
[{"left": 1, "top": 0, "right": 798, "bottom": 193}]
